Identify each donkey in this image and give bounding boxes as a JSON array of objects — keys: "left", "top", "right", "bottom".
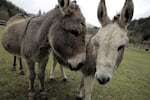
[
  {"left": 1, "top": 0, "right": 86, "bottom": 99},
  {"left": 9, "top": 14, "right": 65, "bottom": 77},
  {"left": 76, "top": 0, "right": 134, "bottom": 100},
  {"left": 6, "top": 13, "right": 28, "bottom": 75},
  {"left": 8, "top": 13, "right": 67, "bottom": 77}
]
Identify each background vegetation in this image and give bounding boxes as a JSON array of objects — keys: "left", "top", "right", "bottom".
[
  {"left": 128, "top": 16, "right": 150, "bottom": 43},
  {"left": 0, "top": 0, "right": 27, "bottom": 21}
]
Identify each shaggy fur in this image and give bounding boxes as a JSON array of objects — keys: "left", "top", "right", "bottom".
[{"left": 1, "top": 0, "right": 86, "bottom": 99}]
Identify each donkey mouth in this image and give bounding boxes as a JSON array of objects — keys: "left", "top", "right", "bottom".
[
  {"left": 95, "top": 73, "right": 111, "bottom": 85},
  {"left": 69, "top": 63, "right": 84, "bottom": 71},
  {"left": 97, "top": 77, "right": 110, "bottom": 85}
]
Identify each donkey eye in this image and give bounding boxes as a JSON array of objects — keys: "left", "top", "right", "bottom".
[
  {"left": 118, "top": 45, "right": 125, "bottom": 51},
  {"left": 68, "top": 30, "right": 79, "bottom": 37}
]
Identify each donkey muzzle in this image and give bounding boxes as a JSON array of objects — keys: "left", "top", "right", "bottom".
[
  {"left": 95, "top": 72, "right": 111, "bottom": 85},
  {"left": 68, "top": 53, "right": 85, "bottom": 71},
  {"left": 69, "top": 62, "right": 84, "bottom": 71}
]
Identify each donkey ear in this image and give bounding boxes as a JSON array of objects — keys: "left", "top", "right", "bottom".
[
  {"left": 97, "top": 0, "right": 111, "bottom": 27},
  {"left": 58, "top": 0, "right": 70, "bottom": 15},
  {"left": 119, "top": 0, "right": 134, "bottom": 28}
]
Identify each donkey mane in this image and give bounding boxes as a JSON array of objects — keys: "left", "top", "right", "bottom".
[{"left": 6, "top": 13, "right": 28, "bottom": 25}]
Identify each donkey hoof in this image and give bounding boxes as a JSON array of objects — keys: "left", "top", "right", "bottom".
[
  {"left": 76, "top": 96, "right": 83, "bottom": 100},
  {"left": 63, "top": 78, "right": 67, "bottom": 82},
  {"left": 28, "top": 92, "right": 35, "bottom": 100},
  {"left": 40, "top": 91, "right": 48, "bottom": 100},
  {"left": 76, "top": 93, "right": 83, "bottom": 100},
  {"left": 19, "top": 71, "right": 25, "bottom": 75}
]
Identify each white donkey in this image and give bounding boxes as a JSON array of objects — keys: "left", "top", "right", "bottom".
[{"left": 77, "top": 0, "right": 134, "bottom": 100}]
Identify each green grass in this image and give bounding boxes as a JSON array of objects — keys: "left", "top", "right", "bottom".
[{"left": 0, "top": 25, "right": 150, "bottom": 100}]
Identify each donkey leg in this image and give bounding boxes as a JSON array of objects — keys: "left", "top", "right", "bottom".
[
  {"left": 26, "top": 60, "right": 36, "bottom": 99},
  {"left": 38, "top": 56, "right": 49, "bottom": 99},
  {"left": 60, "top": 64, "right": 67, "bottom": 82},
  {"left": 12, "top": 56, "right": 17, "bottom": 71},
  {"left": 77, "top": 74, "right": 94, "bottom": 100},
  {"left": 49, "top": 55, "right": 57, "bottom": 80},
  {"left": 76, "top": 76, "right": 84, "bottom": 100},
  {"left": 18, "top": 57, "right": 25, "bottom": 75},
  {"left": 83, "top": 75, "right": 94, "bottom": 100}
]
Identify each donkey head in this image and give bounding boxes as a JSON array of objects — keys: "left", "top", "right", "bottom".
[
  {"left": 49, "top": 0, "right": 86, "bottom": 71},
  {"left": 92, "top": 0, "right": 134, "bottom": 84}
]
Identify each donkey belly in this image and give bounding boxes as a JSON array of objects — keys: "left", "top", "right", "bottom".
[{"left": 1, "top": 28, "right": 22, "bottom": 56}]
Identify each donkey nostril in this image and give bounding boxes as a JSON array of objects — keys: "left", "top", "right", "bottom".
[
  {"left": 75, "top": 62, "right": 84, "bottom": 70},
  {"left": 106, "top": 77, "right": 110, "bottom": 83},
  {"left": 97, "top": 77, "right": 110, "bottom": 85}
]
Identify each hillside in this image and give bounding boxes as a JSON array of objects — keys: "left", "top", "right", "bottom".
[
  {"left": 0, "top": 0, "right": 27, "bottom": 21},
  {"left": 128, "top": 16, "right": 150, "bottom": 42}
]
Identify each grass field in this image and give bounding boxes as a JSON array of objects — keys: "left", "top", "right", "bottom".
[{"left": 0, "top": 25, "right": 150, "bottom": 100}]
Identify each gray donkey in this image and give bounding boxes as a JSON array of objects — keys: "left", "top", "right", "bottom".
[
  {"left": 1, "top": 0, "right": 86, "bottom": 99},
  {"left": 8, "top": 14, "right": 67, "bottom": 79},
  {"left": 77, "top": 0, "right": 134, "bottom": 100},
  {"left": 6, "top": 13, "right": 28, "bottom": 75}
]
